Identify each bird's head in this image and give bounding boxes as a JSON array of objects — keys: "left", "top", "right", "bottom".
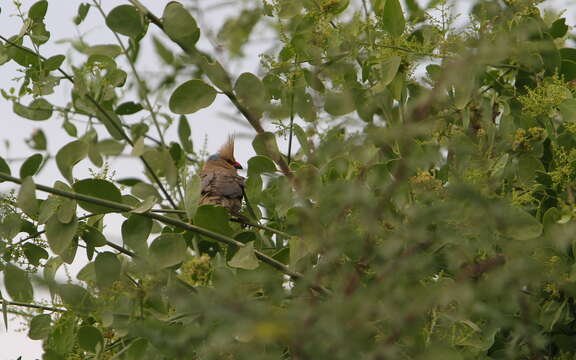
[{"left": 207, "top": 137, "right": 242, "bottom": 169}]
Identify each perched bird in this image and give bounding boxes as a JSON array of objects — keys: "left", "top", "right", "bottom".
[{"left": 199, "top": 137, "right": 245, "bottom": 215}]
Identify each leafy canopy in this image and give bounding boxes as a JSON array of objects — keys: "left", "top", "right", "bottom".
[{"left": 1, "top": 0, "right": 576, "bottom": 359}]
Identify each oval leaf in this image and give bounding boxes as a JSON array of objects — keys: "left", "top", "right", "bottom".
[
  {"left": 78, "top": 326, "right": 104, "bottom": 353},
  {"left": 45, "top": 214, "right": 78, "bottom": 255},
  {"left": 59, "top": 284, "right": 95, "bottom": 314},
  {"left": 229, "top": 241, "right": 259, "bottom": 270},
  {"left": 149, "top": 233, "right": 187, "bottom": 268},
  {"left": 13, "top": 98, "right": 53, "bottom": 121},
  {"left": 169, "top": 80, "right": 217, "bottom": 114},
  {"left": 4, "top": 264, "right": 34, "bottom": 303},
  {"left": 122, "top": 214, "right": 152, "bottom": 254},
  {"left": 73, "top": 179, "right": 122, "bottom": 214},
  {"left": 194, "top": 205, "right": 233, "bottom": 237},
  {"left": 381, "top": 0, "right": 405, "bottom": 37},
  {"left": 56, "top": 140, "right": 88, "bottom": 183},
  {"left": 94, "top": 252, "right": 121, "bottom": 288},
  {"left": 28, "top": 314, "right": 51, "bottom": 340},
  {"left": 17, "top": 176, "right": 39, "bottom": 218},
  {"left": 106, "top": 5, "right": 145, "bottom": 39},
  {"left": 19, "top": 153, "right": 43, "bottom": 178},
  {"left": 162, "top": 2, "right": 200, "bottom": 51}
]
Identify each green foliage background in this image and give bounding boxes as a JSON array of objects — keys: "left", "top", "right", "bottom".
[{"left": 1, "top": 0, "right": 576, "bottom": 358}]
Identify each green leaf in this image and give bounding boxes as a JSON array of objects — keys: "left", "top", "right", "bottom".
[
  {"left": 559, "top": 99, "right": 576, "bottom": 122},
  {"left": 28, "top": 314, "right": 51, "bottom": 340},
  {"left": 17, "top": 177, "right": 39, "bottom": 218},
  {"left": 162, "top": 2, "right": 200, "bottom": 51},
  {"left": 149, "top": 233, "right": 187, "bottom": 268},
  {"left": 78, "top": 326, "right": 104, "bottom": 353},
  {"left": 43, "top": 54, "right": 65, "bottom": 71},
  {"left": 178, "top": 115, "right": 194, "bottom": 153},
  {"left": 560, "top": 48, "right": 576, "bottom": 81},
  {"left": 22, "top": 243, "right": 49, "bottom": 266},
  {"left": 132, "top": 182, "right": 160, "bottom": 200},
  {"left": 122, "top": 214, "right": 152, "bottom": 254},
  {"left": 115, "top": 101, "right": 143, "bottom": 115},
  {"left": 74, "top": 3, "right": 90, "bottom": 25},
  {"left": 26, "top": 129, "right": 47, "bottom": 150},
  {"left": 198, "top": 55, "right": 232, "bottom": 92},
  {"left": 97, "top": 139, "right": 126, "bottom": 156},
  {"left": 13, "top": 98, "right": 53, "bottom": 121},
  {"left": 229, "top": 241, "right": 259, "bottom": 270},
  {"left": 56, "top": 140, "right": 88, "bottom": 183},
  {"left": 45, "top": 214, "right": 78, "bottom": 255},
  {"left": 380, "top": 56, "right": 402, "bottom": 86},
  {"left": 235, "top": 72, "right": 266, "bottom": 118},
  {"left": 106, "top": 5, "right": 145, "bottom": 39},
  {"left": 252, "top": 132, "right": 282, "bottom": 161},
  {"left": 7, "top": 39, "right": 40, "bottom": 66},
  {"left": 248, "top": 156, "right": 276, "bottom": 176},
  {"left": 152, "top": 36, "right": 174, "bottom": 65},
  {"left": 502, "top": 205, "right": 543, "bottom": 240},
  {"left": 381, "top": 0, "right": 405, "bottom": 37},
  {"left": 19, "top": 153, "right": 43, "bottom": 178},
  {"left": 73, "top": 178, "right": 122, "bottom": 214},
  {"left": 290, "top": 236, "right": 314, "bottom": 267},
  {"left": 77, "top": 262, "right": 96, "bottom": 282},
  {"left": 550, "top": 18, "right": 568, "bottom": 39},
  {"left": 55, "top": 181, "right": 76, "bottom": 224},
  {"left": 4, "top": 264, "right": 34, "bottom": 303},
  {"left": 29, "top": 0, "right": 48, "bottom": 20},
  {"left": 124, "top": 338, "right": 148, "bottom": 360},
  {"left": 130, "top": 196, "right": 156, "bottom": 214},
  {"left": 43, "top": 257, "right": 63, "bottom": 295},
  {"left": 169, "top": 80, "right": 217, "bottom": 114},
  {"left": 184, "top": 175, "right": 202, "bottom": 220},
  {"left": 95, "top": 108, "right": 125, "bottom": 140},
  {"left": 0, "top": 213, "right": 21, "bottom": 240},
  {"left": 0, "top": 156, "right": 11, "bottom": 181},
  {"left": 303, "top": 69, "right": 325, "bottom": 92},
  {"left": 81, "top": 225, "right": 108, "bottom": 248},
  {"left": 84, "top": 44, "right": 122, "bottom": 58},
  {"left": 325, "top": 90, "right": 355, "bottom": 116},
  {"left": 94, "top": 252, "right": 121, "bottom": 288},
  {"left": 194, "top": 205, "right": 233, "bottom": 237},
  {"left": 58, "top": 284, "right": 95, "bottom": 314}
]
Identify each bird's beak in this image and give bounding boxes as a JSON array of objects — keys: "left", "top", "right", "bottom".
[{"left": 233, "top": 162, "right": 243, "bottom": 169}]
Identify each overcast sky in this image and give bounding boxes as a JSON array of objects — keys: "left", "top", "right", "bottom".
[{"left": 0, "top": 0, "right": 574, "bottom": 358}]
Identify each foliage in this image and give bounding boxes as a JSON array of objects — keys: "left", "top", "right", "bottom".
[{"left": 1, "top": 0, "right": 576, "bottom": 358}]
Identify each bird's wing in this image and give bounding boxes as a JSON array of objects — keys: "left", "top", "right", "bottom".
[{"left": 201, "top": 171, "right": 244, "bottom": 199}]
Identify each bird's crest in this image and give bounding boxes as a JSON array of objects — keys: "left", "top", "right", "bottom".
[{"left": 218, "top": 136, "right": 236, "bottom": 162}]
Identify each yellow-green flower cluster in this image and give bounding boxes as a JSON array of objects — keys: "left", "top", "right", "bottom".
[
  {"left": 518, "top": 76, "right": 573, "bottom": 118},
  {"left": 512, "top": 127, "right": 545, "bottom": 152},
  {"left": 178, "top": 254, "right": 213, "bottom": 287},
  {"left": 410, "top": 171, "right": 443, "bottom": 191}
]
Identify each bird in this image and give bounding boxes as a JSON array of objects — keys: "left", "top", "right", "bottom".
[{"left": 199, "top": 137, "right": 245, "bottom": 215}]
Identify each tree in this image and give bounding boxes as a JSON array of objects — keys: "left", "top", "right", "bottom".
[{"left": 1, "top": 0, "right": 576, "bottom": 358}]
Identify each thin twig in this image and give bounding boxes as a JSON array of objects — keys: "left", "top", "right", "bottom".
[{"left": 3, "top": 299, "right": 66, "bottom": 313}]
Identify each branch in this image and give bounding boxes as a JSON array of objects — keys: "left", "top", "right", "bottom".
[
  {"left": 149, "top": 208, "right": 292, "bottom": 238},
  {"left": 3, "top": 299, "right": 65, "bottom": 313},
  {"left": 0, "top": 172, "right": 330, "bottom": 295}
]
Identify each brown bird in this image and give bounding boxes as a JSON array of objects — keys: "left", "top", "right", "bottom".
[{"left": 199, "top": 137, "right": 245, "bottom": 215}]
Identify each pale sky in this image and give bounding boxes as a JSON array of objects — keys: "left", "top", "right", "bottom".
[{"left": 0, "top": 0, "right": 574, "bottom": 358}]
